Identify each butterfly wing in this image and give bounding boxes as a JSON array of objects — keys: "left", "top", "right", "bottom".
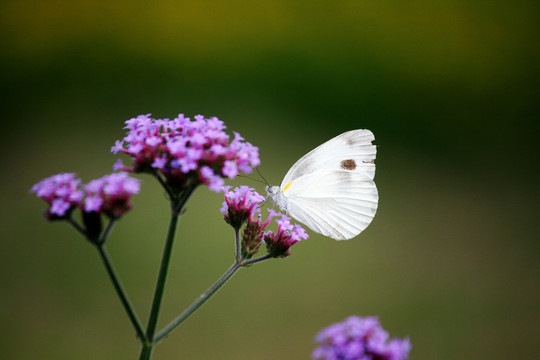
[
  {"left": 281, "top": 129, "right": 376, "bottom": 187},
  {"left": 283, "top": 169, "right": 378, "bottom": 240}
]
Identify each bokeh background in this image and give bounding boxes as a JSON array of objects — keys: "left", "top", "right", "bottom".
[{"left": 1, "top": 1, "right": 538, "bottom": 359}]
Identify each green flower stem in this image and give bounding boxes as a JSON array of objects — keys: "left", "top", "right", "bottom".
[
  {"left": 242, "top": 253, "right": 273, "bottom": 266},
  {"left": 67, "top": 217, "right": 86, "bottom": 237},
  {"left": 140, "top": 209, "right": 180, "bottom": 358},
  {"left": 153, "top": 261, "right": 242, "bottom": 344},
  {"left": 153, "top": 172, "right": 174, "bottom": 201},
  {"left": 140, "top": 188, "right": 195, "bottom": 360},
  {"left": 234, "top": 227, "right": 241, "bottom": 259},
  {"left": 70, "top": 216, "right": 146, "bottom": 341},
  {"left": 98, "top": 218, "right": 116, "bottom": 245},
  {"left": 138, "top": 342, "right": 152, "bottom": 360},
  {"left": 96, "top": 244, "right": 147, "bottom": 343}
]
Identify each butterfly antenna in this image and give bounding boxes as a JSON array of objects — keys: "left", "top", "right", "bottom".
[
  {"left": 237, "top": 174, "right": 266, "bottom": 185},
  {"left": 254, "top": 168, "right": 275, "bottom": 205},
  {"left": 256, "top": 167, "right": 270, "bottom": 186}
]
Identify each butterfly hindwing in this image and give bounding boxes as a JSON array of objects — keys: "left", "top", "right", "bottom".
[{"left": 283, "top": 169, "right": 378, "bottom": 240}]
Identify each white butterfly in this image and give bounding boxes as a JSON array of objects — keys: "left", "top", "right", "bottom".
[{"left": 266, "top": 129, "right": 378, "bottom": 240}]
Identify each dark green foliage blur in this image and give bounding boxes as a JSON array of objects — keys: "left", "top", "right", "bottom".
[{"left": 1, "top": 1, "right": 538, "bottom": 359}]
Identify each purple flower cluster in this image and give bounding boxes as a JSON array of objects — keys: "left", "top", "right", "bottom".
[
  {"left": 220, "top": 185, "right": 265, "bottom": 229},
  {"left": 31, "top": 172, "right": 140, "bottom": 220},
  {"left": 83, "top": 172, "right": 141, "bottom": 219},
  {"left": 263, "top": 209, "right": 308, "bottom": 258},
  {"left": 312, "top": 316, "right": 411, "bottom": 360},
  {"left": 30, "top": 173, "right": 84, "bottom": 219},
  {"left": 220, "top": 186, "right": 309, "bottom": 259},
  {"left": 112, "top": 114, "right": 260, "bottom": 192}
]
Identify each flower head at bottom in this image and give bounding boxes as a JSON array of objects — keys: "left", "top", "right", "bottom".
[{"left": 312, "top": 316, "right": 411, "bottom": 360}]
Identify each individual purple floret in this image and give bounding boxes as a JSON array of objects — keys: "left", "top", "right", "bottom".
[
  {"left": 30, "top": 173, "right": 84, "bottom": 219},
  {"left": 220, "top": 186, "right": 308, "bottom": 259},
  {"left": 83, "top": 172, "right": 141, "bottom": 219},
  {"left": 111, "top": 114, "right": 260, "bottom": 193},
  {"left": 312, "top": 316, "right": 411, "bottom": 360}
]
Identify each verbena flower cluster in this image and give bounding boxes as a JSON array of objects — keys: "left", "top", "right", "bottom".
[
  {"left": 221, "top": 185, "right": 265, "bottom": 229},
  {"left": 31, "top": 173, "right": 83, "bottom": 218},
  {"left": 312, "top": 316, "right": 411, "bottom": 360},
  {"left": 31, "top": 172, "right": 140, "bottom": 220},
  {"left": 264, "top": 208, "right": 309, "bottom": 258},
  {"left": 220, "top": 186, "right": 309, "bottom": 258},
  {"left": 83, "top": 172, "right": 141, "bottom": 218},
  {"left": 112, "top": 114, "right": 260, "bottom": 192}
]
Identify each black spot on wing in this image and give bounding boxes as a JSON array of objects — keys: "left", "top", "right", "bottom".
[{"left": 340, "top": 159, "right": 357, "bottom": 170}]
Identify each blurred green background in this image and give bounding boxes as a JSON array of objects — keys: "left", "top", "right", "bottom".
[{"left": 1, "top": 0, "right": 538, "bottom": 359}]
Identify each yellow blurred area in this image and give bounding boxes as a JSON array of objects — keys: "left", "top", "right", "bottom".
[{"left": 3, "top": 0, "right": 537, "bottom": 84}]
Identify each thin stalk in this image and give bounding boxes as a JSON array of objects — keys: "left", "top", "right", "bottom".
[
  {"left": 97, "top": 245, "right": 147, "bottom": 343},
  {"left": 144, "top": 209, "right": 180, "bottom": 339},
  {"left": 98, "top": 218, "right": 116, "bottom": 245},
  {"left": 242, "top": 253, "right": 273, "bottom": 266},
  {"left": 153, "top": 172, "right": 174, "bottom": 201},
  {"left": 234, "top": 227, "right": 241, "bottom": 260},
  {"left": 153, "top": 261, "right": 242, "bottom": 343},
  {"left": 139, "top": 343, "right": 152, "bottom": 360},
  {"left": 67, "top": 217, "right": 86, "bottom": 237},
  {"left": 140, "top": 187, "right": 195, "bottom": 360}
]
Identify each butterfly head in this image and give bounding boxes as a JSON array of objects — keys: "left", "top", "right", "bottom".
[
  {"left": 265, "top": 185, "right": 279, "bottom": 197},
  {"left": 265, "top": 185, "right": 288, "bottom": 211}
]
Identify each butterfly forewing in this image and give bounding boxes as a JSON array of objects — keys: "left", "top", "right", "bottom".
[{"left": 281, "top": 129, "right": 376, "bottom": 187}]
